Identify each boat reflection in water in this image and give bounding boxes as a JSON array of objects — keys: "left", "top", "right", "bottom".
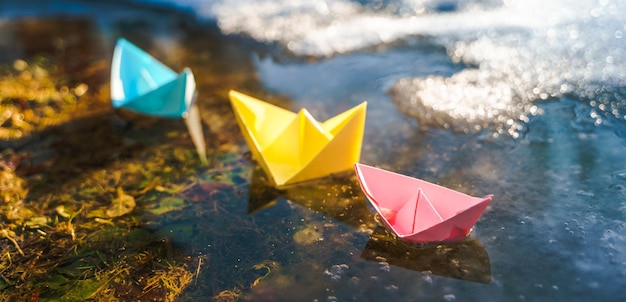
[
  {"left": 361, "top": 226, "right": 491, "bottom": 284},
  {"left": 246, "top": 164, "right": 372, "bottom": 227}
]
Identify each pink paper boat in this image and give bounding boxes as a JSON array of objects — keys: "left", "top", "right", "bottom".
[{"left": 354, "top": 163, "right": 492, "bottom": 244}]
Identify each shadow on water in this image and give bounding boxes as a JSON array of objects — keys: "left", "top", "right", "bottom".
[
  {"left": 362, "top": 226, "right": 491, "bottom": 284},
  {"left": 13, "top": 110, "right": 205, "bottom": 200},
  {"left": 247, "top": 164, "right": 375, "bottom": 229}
]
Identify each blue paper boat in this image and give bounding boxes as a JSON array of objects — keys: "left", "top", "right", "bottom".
[{"left": 110, "top": 38, "right": 206, "bottom": 162}]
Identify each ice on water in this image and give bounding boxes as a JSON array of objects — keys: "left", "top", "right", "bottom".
[{"left": 137, "top": 0, "right": 626, "bottom": 136}]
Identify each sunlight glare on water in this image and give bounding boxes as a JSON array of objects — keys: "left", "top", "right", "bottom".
[{"left": 138, "top": 0, "right": 626, "bottom": 137}]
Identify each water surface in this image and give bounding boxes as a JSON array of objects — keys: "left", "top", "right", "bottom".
[{"left": 0, "top": 0, "right": 625, "bottom": 301}]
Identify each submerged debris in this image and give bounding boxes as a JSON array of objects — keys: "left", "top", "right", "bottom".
[
  {"left": 293, "top": 224, "right": 323, "bottom": 245},
  {"left": 0, "top": 58, "right": 85, "bottom": 141},
  {"left": 106, "top": 187, "right": 137, "bottom": 218}
]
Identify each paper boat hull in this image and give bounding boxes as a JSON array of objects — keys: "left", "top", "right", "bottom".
[
  {"left": 229, "top": 90, "right": 366, "bottom": 188},
  {"left": 354, "top": 163, "right": 492, "bottom": 244},
  {"left": 110, "top": 38, "right": 194, "bottom": 118},
  {"left": 110, "top": 38, "right": 206, "bottom": 162}
]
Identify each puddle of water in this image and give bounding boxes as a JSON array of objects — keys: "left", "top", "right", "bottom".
[{"left": 1, "top": 1, "right": 625, "bottom": 301}]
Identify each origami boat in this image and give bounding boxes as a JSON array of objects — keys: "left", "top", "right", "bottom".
[
  {"left": 110, "top": 38, "right": 206, "bottom": 162},
  {"left": 229, "top": 90, "right": 367, "bottom": 188},
  {"left": 354, "top": 163, "right": 492, "bottom": 244}
]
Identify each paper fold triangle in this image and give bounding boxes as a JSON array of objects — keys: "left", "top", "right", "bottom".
[
  {"left": 229, "top": 90, "right": 367, "bottom": 187},
  {"left": 395, "top": 189, "right": 444, "bottom": 235},
  {"left": 354, "top": 163, "right": 492, "bottom": 244}
]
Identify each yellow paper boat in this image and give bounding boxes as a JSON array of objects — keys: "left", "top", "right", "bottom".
[{"left": 229, "top": 90, "right": 367, "bottom": 188}]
